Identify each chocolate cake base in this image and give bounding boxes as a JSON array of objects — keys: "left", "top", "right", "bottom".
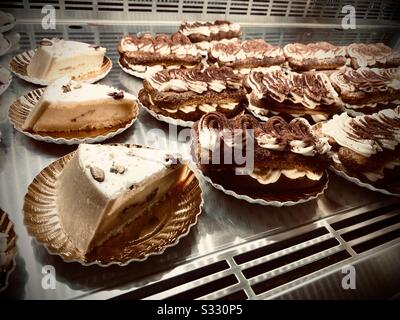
[{"left": 287, "top": 57, "right": 347, "bottom": 71}]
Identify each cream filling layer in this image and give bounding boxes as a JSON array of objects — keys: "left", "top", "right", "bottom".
[{"left": 250, "top": 168, "right": 323, "bottom": 185}]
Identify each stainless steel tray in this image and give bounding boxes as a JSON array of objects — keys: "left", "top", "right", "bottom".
[{"left": 0, "top": 23, "right": 400, "bottom": 300}]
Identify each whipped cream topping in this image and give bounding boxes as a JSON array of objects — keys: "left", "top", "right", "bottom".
[
  {"left": 210, "top": 39, "right": 283, "bottom": 63},
  {"left": 146, "top": 66, "right": 243, "bottom": 94},
  {"left": 284, "top": 42, "right": 346, "bottom": 60},
  {"left": 119, "top": 33, "right": 200, "bottom": 58},
  {"left": 322, "top": 107, "right": 400, "bottom": 157},
  {"left": 179, "top": 20, "right": 241, "bottom": 37},
  {"left": 197, "top": 112, "right": 331, "bottom": 156},
  {"left": 330, "top": 67, "right": 400, "bottom": 94},
  {"left": 247, "top": 66, "right": 340, "bottom": 109},
  {"left": 250, "top": 168, "right": 323, "bottom": 184},
  {"left": 347, "top": 43, "right": 400, "bottom": 67}
]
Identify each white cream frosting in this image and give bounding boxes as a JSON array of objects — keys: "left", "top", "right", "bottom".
[
  {"left": 322, "top": 108, "right": 400, "bottom": 157},
  {"left": 284, "top": 42, "right": 346, "bottom": 61},
  {"left": 250, "top": 168, "right": 323, "bottom": 185}
]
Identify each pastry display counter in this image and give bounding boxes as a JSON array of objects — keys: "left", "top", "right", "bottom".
[{"left": 0, "top": 22, "right": 400, "bottom": 300}]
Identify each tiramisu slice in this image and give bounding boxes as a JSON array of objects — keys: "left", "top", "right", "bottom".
[
  {"left": 208, "top": 39, "right": 285, "bottom": 74},
  {"left": 321, "top": 108, "right": 400, "bottom": 190},
  {"left": 23, "top": 77, "right": 138, "bottom": 133},
  {"left": 27, "top": 38, "right": 106, "bottom": 82},
  {"left": 57, "top": 144, "right": 188, "bottom": 255},
  {"left": 245, "top": 66, "right": 342, "bottom": 123},
  {"left": 347, "top": 43, "right": 400, "bottom": 69},
  {"left": 179, "top": 20, "right": 241, "bottom": 53},
  {"left": 283, "top": 42, "right": 347, "bottom": 71},
  {"left": 138, "top": 66, "right": 246, "bottom": 122},
  {"left": 192, "top": 112, "right": 331, "bottom": 200},
  {"left": 118, "top": 33, "right": 202, "bottom": 78},
  {"left": 329, "top": 67, "right": 400, "bottom": 113}
]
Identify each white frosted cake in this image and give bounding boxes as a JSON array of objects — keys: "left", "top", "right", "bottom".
[
  {"left": 27, "top": 38, "right": 106, "bottom": 82},
  {"left": 56, "top": 144, "right": 188, "bottom": 255},
  {"left": 23, "top": 77, "right": 138, "bottom": 133}
]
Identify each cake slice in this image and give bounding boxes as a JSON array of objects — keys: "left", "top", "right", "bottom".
[
  {"left": 27, "top": 38, "right": 106, "bottom": 82},
  {"left": 347, "top": 43, "right": 400, "bottom": 69},
  {"left": 22, "top": 77, "right": 139, "bottom": 133},
  {"left": 56, "top": 144, "right": 188, "bottom": 255}
]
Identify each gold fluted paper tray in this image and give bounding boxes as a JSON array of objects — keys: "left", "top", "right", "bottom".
[
  {"left": 23, "top": 149, "right": 203, "bottom": 266},
  {"left": 0, "top": 208, "right": 17, "bottom": 292}
]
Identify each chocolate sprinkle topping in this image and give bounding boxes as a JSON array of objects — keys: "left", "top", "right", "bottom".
[
  {"left": 62, "top": 84, "right": 72, "bottom": 93},
  {"left": 38, "top": 39, "right": 53, "bottom": 46},
  {"left": 108, "top": 91, "right": 124, "bottom": 100}
]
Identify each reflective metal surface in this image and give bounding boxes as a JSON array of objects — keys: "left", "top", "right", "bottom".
[{"left": 0, "top": 23, "right": 399, "bottom": 300}]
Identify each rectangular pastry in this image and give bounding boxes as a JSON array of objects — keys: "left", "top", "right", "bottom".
[
  {"left": 329, "top": 67, "right": 400, "bottom": 113},
  {"left": 27, "top": 38, "right": 106, "bottom": 82},
  {"left": 321, "top": 108, "right": 400, "bottom": 189},
  {"left": 56, "top": 143, "right": 188, "bottom": 255},
  {"left": 192, "top": 112, "right": 331, "bottom": 199},
  {"left": 283, "top": 42, "right": 347, "bottom": 71},
  {"left": 347, "top": 43, "right": 400, "bottom": 69},
  {"left": 118, "top": 33, "right": 202, "bottom": 78},
  {"left": 245, "top": 66, "right": 343, "bottom": 123},
  {"left": 179, "top": 20, "right": 241, "bottom": 47},
  {"left": 208, "top": 39, "right": 285, "bottom": 74},
  {"left": 138, "top": 66, "right": 246, "bottom": 122}
]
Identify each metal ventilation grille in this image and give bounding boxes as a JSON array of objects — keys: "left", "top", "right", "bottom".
[
  {"left": 5, "top": 0, "right": 400, "bottom": 23},
  {"left": 106, "top": 199, "right": 400, "bottom": 300}
]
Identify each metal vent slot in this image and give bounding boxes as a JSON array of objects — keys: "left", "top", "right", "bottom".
[
  {"left": 182, "top": 0, "right": 203, "bottom": 13},
  {"left": 165, "top": 275, "right": 238, "bottom": 300},
  {"left": 251, "top": 250, "right": 351, "bottom": 295},
  {"left": 217, "top": 289, "right": 248, "bottom": 300},
  {"left": 98, "top": 1, "right": 124, "bottom": 11},
  {"left": 0, "top": 1, "right": 23, "bottom": 9},
  {"left": 112, "top": 260, "right": 230, "bottom": 300},
  {"left": 206, "top": 0, "right": 227, "bottom": 14},
  {"left": 29, "top": 0, "right": 60, "bottom": 10},
  {"left": 156, "top": 0, "right": 179, "bottom": 13},
  {"left": 19, "top": 32, "right": 31, "bottom": 51},
  {"left": 229, "top": 0, "right": 248, "bottom": 15},
  {"left": 234, "top": 227, "right": 328, "bottom": 265},
  {"left": 242, "top": 238, "right": 340, "bottom": 279},
  {"left": 352, "top": 228, "right": 400, "bottom": 254},
  {"left": 65, "top": 1, "right": 94, "bottom": 10},
  {"left": 330, "top": 203, "right": 400, "bottom": 231},
  {"left": 128, "top": 0, "right": 152, "bottom": 12}
]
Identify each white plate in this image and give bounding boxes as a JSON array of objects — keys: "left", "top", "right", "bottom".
[
  {"left": 9, "top": 50, "right": 113, "bottom": 86},
  {"left": 0, "top": 11, "right": 16, "bottom": 33},
  {"left": 195, "top": 166, "right": 329, "bottom": 207},
  {"left": 8, "top": 88, "right": 139, "bottom": 145},
  {"left": 0, "top": 66, "right": 11, "bottom": 96},
  {"left": 330, "top": 166, "right": 400, "bottom": 197},
  {"left": 143, "top": 103, "right": 195, "bottom": 128}
]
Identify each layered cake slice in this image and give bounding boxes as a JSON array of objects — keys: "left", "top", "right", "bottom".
[
  {"left": 27, "top": 38, "right": 106, "bottom": 82},
  {"left": 208, "top": 39, "right": 285, "bottom": 74},
  {"left": 138, "top": 65, "right": 246, "bottom": 122},
  {"left": 56, "top": 144, "right": 188, "bottom": 255},
  {"left": 245, "top": 66, "right": 342, "bottom": 123},
  {"left": 347, "top": 43, "right": 400, "bottom": 69},
  {"left": 22, "top": 77, "right": 139, "bottom": 133},
  {"left": 283, "top": 42, "right": 347, "bottom": 71},
  {"left": 179, "top": 20, "right": 241, "bottom": 53},
  {"left": 192, "top": 112, "right": 331, "bottom": 199},
  {"left": 321, "top": 108, "right": 400, "bottom": 190},
  {"left": 329, "top": 67, "right": 400, "bottom": 113},
  {"left": 118, "top": 33, "right": 202, "bottom": 78}
]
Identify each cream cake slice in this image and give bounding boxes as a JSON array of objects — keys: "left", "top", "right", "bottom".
[
  {"left": 22, "top": 77, "right": 138, "bottom": 133},
  {"left": 27, "top": 38, "right": 106, "bottom": 82},
  {"left": 56, "top": 144, "right": 188, "bottom": 255}
]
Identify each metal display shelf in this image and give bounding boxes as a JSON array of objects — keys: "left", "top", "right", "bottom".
[{"left": 0, "top": 22, "right": 400, "bottom": 300}]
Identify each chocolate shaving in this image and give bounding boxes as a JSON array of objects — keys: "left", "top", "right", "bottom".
[
  {"left": 90, "top": 166, "right": 105, "bottom": 182},
  {"left": 89, "top": 44, "right": 100, "bottom": 49},
  {"left": 62, "top": 84, "right": 71, "bottom": 93},
  {"left": 110, "top": 162, "right": 126, "bottom": 174},
  {"left": 108, "top": 91, "right": 124, "bottom": 100},
  {"left": 163, "top": 153, "right": 182, "bottom": 168}
]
